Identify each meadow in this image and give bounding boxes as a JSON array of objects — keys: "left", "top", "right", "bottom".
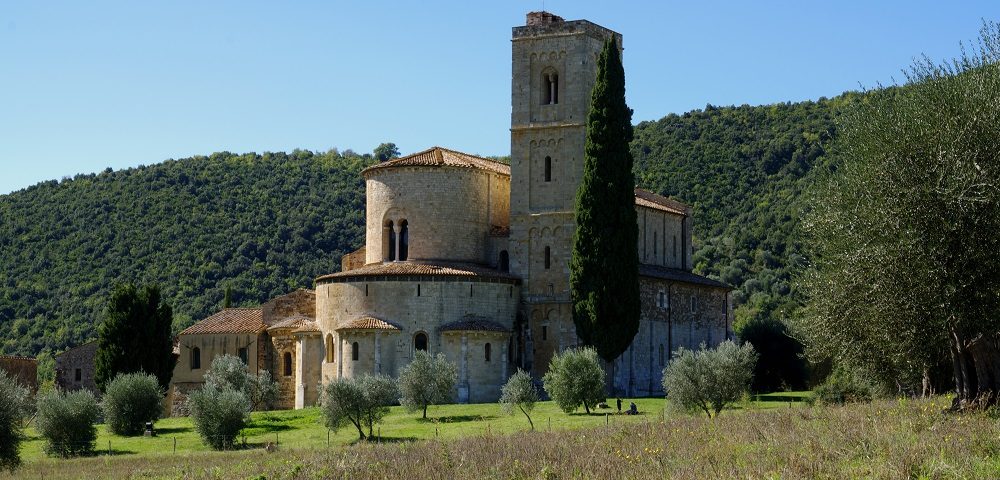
[{"left": 6, "top": 394, "right": 998, "bottom": 479}]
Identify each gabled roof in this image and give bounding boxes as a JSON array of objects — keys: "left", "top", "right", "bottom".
[
  {"left": 179, "top": 308, "right": 266, "bottom": 335},
  {"left": 362, "top": 147, "right": 511, "bottom": 177},
  {"left": 635, "top": 188, "right": 689, "bottom": 216},
  {"left": 439, "top": 316, "right": 510, "bottom": 333},
  {"left": 316, "top": 261, "right": 519, "bottom": 283},
  {"left": 638, "top": 264, "right": 731, "bottom": 290},
  {"left": 336, "top": 315, "right": 401, "bottom": 331}
]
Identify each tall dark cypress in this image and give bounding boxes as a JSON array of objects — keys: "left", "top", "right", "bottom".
[
  {"left": 94, "top": 284, "right": 176, "bottom": 391},
  {"left": 570, "top": 37, "right": 640, "bottom": 364}
]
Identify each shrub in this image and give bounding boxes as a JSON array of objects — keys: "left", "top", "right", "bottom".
[
  {"left": 0, "top": 370, "right": 29, "bottom": 471},
  {"left": 35, "top": 390, "right": 100, "bottom": 457},
  {"left": 204, "top": 354, "right": 278, "bottom": 411},
  {"left": 814, "top": 368, "right": 877, "bottom": 405},
  {"left": 322, "top": 374, "right": 397, "bottom": 440},
  {"left": 187, "top": 385, "right": 250, "bottom": 450},
  {"left": 542, "top": 347, "right": 606, "bottom": 414},
  {"left": 398, "top": 350, "right": 457, "bottom": 419},
  {"left": 102, "top": 372, "right": 163, "bottom": 436},
  {"left": 662, "top": 340, "right": 758, "bottom": 418},
  {"left": 499, "top": 369, "right": 539, "bottom": 430}
]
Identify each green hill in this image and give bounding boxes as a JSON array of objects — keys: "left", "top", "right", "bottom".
[{"left": 0, "top": 95, "right": 851, "bottom": 361}]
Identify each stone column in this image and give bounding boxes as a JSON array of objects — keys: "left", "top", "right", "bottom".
[
  {"left": 295, "top": 336, "right": 306, "bottom": 409},
  {"left": 393, "top": 224, "right": 401, "bottom": 262},
  {"left": 458, "top": 334, "right": 469, "bottom": 403},
  {"left": 338, "top": 335, "right": 344, "bottom": 379},
  {"left": 374, "top": 333, "right": 382, "bottom": 375}
]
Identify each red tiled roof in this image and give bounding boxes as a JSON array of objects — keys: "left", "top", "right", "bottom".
[
  {"left": 267, "top": 315, "right": 318, "bottom": 333},
  {"left": 316, "top": 261, "right": 519, "bottom": 282},
  {"left": 362, "top": 147, "right": 511, "bottom": 177},
  {"left": 635, "top": 188, "right": 688, "bottom": 215},
  {"left": 439, "top": 316, "right": 510, "bottom": 333},
  {"left": 0, "top": 354, "right": 36, "bottom": 361},
  {"left": 336, "top": 315, "right": 401, "bottom": 331},
  {"left": 179, "top": 308, "right": 265, "bottom": 335}
]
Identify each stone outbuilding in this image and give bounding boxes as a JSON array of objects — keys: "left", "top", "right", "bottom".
[{"left": 54, "top": 341, "right": 98, "bottom": 394}]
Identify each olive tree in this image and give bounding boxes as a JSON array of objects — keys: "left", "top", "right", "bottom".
[
  {"left": 102, "top": 372, "right": 163, "bottom": 436},
  {"left": 542, "top": 347, "right": 606, "bottom": 414},
  {"left": 187, "top": 385, "right": 250, "bottom": 450},
  {"left": 204, "top": 354, "right": 278, "bottom": 411},
  {"left": 662, "top": 341, "right": 757, "bottom": 418},
  {"left": 321, "top": 374, "right": 397, "bottom": 441},
  {"left": 0, "top": 370, "right": 29, "bottom": 472},
  {"left": 35, "top": 390, "right": 100, "bottom": 457},
  {"left": 499, "top": 369, "right": 539, "bottom": 430},
  {"left": 799, "top": 22, "right": 1000, "bottom": 407},
  {"left": 398, "top": 350, "right": 457, "bottom": 419}
]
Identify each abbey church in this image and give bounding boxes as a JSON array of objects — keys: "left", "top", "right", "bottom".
[{"left": 168, "top": 12, "right": 732, "bottom": 413}]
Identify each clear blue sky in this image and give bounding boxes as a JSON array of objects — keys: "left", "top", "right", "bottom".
[{"left": 1, "top": 1, "right": 997, "bottom": 194}]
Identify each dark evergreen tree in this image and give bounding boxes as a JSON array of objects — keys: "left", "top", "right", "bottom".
[
  {"left": 570, "top": 37, "right": 640, "bottom": 364},
  {"left": 94, "top": 284, "right": 176, "bottom": 391}
]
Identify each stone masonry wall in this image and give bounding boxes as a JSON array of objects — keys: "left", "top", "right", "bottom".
[{"left": 55, "top": 341, "right": 97, "bottom": 394}]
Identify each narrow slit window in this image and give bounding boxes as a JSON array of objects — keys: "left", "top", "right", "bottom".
[
  {"left": 399, "top": 219, "right": 409, "bottom": 260},
  {"left": 417, "top": 284, "right": 421, "bottom": 297},
  {"left": 485, "top": 343, "right": 492, "bottom": 362},
  {"left": 75, "top": 368, "right": 82, "bottom": 381},
  {"left": 544, "top": 246, "right": 551, "bottom": 269},
  {"left": 191, "top": 347, "right": 201, "bottom": 370},
  {"left": 544, "top": 156, "right": 552, "bottom": 182},
  {"left": 385, "top": 220, "right": 396, "bottom": 261},
  {"left": 283, "top": 352, "right": 293, "bottom": 377},
  {"left": 653, "top": 232, "right": 658, "bottom": 259},
  {"left": 352, "top": 342, "right": 359, "bottom": 361},
  {"left": 542, "top": 325, "right": 548, "bottom": 341},
  {"left": 326, "top": 334, "right": 335, "bottom": 363}
]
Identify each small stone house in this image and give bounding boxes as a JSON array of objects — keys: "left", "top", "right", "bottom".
[{"left": 55, "top": 341, "right": 98, "bottom": 394}]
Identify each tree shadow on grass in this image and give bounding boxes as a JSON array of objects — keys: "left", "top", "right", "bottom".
[
  {"left": 153, "top": 426, "right": 192, "bottom": 435},
  {"left": 243, "top": 423, "right": 295, "bottom": 434},
  {"left": 420, "top": 414, "right": 498, "bottom": 424}
]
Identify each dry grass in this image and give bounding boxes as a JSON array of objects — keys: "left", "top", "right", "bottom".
[{"left": 5, "top": 396, "right": 999, "bottom": 479}]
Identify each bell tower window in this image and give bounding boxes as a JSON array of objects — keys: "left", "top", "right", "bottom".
[
  {"left": 542, "top": 70, "right": 559, "bottom": 105},
  {"left": 544, "top": 156, "right": 552, "bottom": 182},
  {"left": 384, "top": 220, "right": 396, "bottom": 261},
  {"left": 399, "top": 220, "right": 409, "bottom": 261}
]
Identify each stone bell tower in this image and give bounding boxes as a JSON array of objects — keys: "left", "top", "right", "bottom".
[{"left": 508, "top": 12, "right": 622, "bottom": 376}]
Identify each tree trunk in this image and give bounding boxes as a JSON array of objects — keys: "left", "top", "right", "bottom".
[
  {"left": 423, "top": 403, "right": 427, "bottom": 419},
  {"left": 352, "top": 419, "right": 366, "bottom": 441},
  {"left": 949, "top": 326, "right": 1000, "bottom": 409},
  {"left": 520, "top": 405, "right": 534, "bottom": 431}
]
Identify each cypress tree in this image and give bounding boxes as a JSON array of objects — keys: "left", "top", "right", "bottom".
[
  {"left": 94, "top": 284, "right": 176, "bottom": 391},
  {"left": 570, "top": 37, "right": 640, "bottom": 365}
]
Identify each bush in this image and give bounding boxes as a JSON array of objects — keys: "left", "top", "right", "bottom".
[
  {"left": 35, "top": 390, "right": 100, "bottom": 457},
  {"left": 814, "top": 368, "right": 877, "bottom": 405},
  {"left": 662, "top": 340, "right": 758, "bottom": 418},
  {"left": 321, "top": 374, "right": 397, "bottom": 440},
  {"left": 102, "top": 372, "right": 163, "bottom": 436},
  {"left": 542, "top": 347, "right": 606, "bottom": 414},
  {"left": 187, "top": 385, "right": 250, "bottom": 450},
  {"left": 203, "top": 354, "right": 278, "bottom": 411},
  {"left": 398, "top": 350, "right": 457, "bottom": 419},
  {"left": 0, "top": 370, "right": 29, "bottom": 472},
  {"left": 499, "top": 369, "right": 539, "bottom": 430}
]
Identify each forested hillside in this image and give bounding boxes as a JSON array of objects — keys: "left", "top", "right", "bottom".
[
  {"left": 0, "top": 95, "right": 853, "bottom": 362},
  {"left": 0, "top": 150, "right": 367, "bottom": 357}
]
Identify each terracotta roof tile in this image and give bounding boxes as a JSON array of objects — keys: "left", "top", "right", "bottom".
[
  {"left": 267, "top": 315, "right": 317, "bottom": 332},
  {"left": 362, "top": 147, "right": 510, "bottom": 177},
  {"left": 439, "top": 316, "right": 510, "bottom": 333},
  {"left": 336, "top": 315, "right": 401, "bottom": 331},
  {"left": 316, "top": 261, "right": 519, "bottom": 282},
  {"left": 0, "top": 354, "right": 36, "bottom": 361},
  {"left": 179, "top": 308, "right": 265, "bottom": 335},
  {"left": 635, "top": 188, "right": 689, "bottom": 215}
]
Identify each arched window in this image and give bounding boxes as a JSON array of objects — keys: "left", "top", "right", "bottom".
[
  {"left": 498, "top": 250, "right": 509, "bottom": 272},
  {"left": 283, "top": 352, "right": 293, "bottom": 377},
  {"left": 542, "top": 70, "right": 559, "bottom": 105},
  {"left": 544, "top": 156, "right": 552, "bottom": 182},
  {"left": 414, "top": 332, "right": 428, "bottom": 352},
  {"left": 326, "top": 334, "right": 335, "bottom": 363},
  {"left": 352, "top": 342, "right": 359, "bottom": 361},
  {"left": 485, "top": 343, "right": 492, "bottom": 362},
  {"left": 191, "top": 347, "right": 201, "bottom": 370},
  {"left": 544, "top": 246, "right": 551, "bottom": 269},
  {"left": 384, "top": 220, "right": 396, "bottom": 261},
  {"left": 399, "top": 220, "right": 409, "bottom": 261}
]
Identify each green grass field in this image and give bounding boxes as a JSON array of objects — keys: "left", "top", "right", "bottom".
[{"left": 15, "top": 394, "right": 808, "bottom": 462}]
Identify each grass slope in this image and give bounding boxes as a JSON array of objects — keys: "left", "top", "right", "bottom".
[{"left": 6, "top": 396, "right": 998, "bottom": 479}]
